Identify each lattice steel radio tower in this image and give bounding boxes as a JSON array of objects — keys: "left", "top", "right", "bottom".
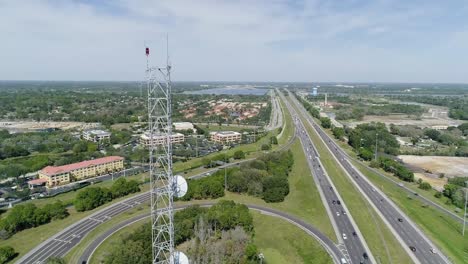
[{"left": 145, "top": 41, "right": 175, "bottom": 264}]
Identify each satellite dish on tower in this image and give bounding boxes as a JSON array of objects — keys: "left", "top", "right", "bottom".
[
  {"left": 173, "top": 175, "right": 188, "bottom": 198},
  {"left": 174, "top": 251, "right": 189, "bottom": 264}
]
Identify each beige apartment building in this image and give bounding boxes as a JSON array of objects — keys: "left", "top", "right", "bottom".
[
  {"left": 38, "top": 156, "right": 124, "bottom": 187},
  {"left": 139, "top": 132, "right": 185, "bottom": 147},
  {"left": 210, "top": 131, "right": 242, "bottom": 144}
]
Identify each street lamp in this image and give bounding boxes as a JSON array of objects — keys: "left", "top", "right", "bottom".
[
  {"left": 463, "top": 181, "right": 468, "bottom": 236},
  {"left": 374, "top": 133, "right": 379, "bottom": 161},
  {"left": 258, "top": 253, "right": 264, "bottom": 264}
]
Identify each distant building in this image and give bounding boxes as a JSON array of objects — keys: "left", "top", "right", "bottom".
[
  {"left": 173, "top": 122, "right": 196, "bottom": 132},
  {"left": 312, "top": 87, "right": 318, "bottom": 96},
  {"left": 431, "top": 125, "right": 448, "bottom": 130},
  {"left": 210, "top": 131, "right": 242, "bottom": 144},
  {"left": 38, "top": 156, "right": 124, "bottom": 187},
  {"left": 139, "top": 132, "right": 185, "bottom": 147},
  {"left": 83, "top": 129, "right": 111, "bottom": 143}
]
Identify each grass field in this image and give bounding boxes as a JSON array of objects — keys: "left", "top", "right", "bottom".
[
  {"left": 82, "top": 209, "right": 333, "bottom": 264},
  {"left": 277, "top": 96, "right": 294, "bottom": 146},
  {"left": 223, "top": 139, "right": 336, "bottom": 242},
  {"left": 252, "top": 211, "right": 332, "bottom": 264},
  {"left": 289, "top": 97, "right": 413, "bottom": 264}
]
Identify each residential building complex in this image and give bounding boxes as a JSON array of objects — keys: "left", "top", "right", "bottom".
[
  {"left": 210, "top": 131, "right": 242, "bottom": 144},
  {"left": 139, "top": 132, "right": 185, "bottom": 147},
  {"left": 38, "top": 156, "right": 124, "bottom": 187},
  {"left": 83, "top": 129, "right": 111, "bottom": 143}
]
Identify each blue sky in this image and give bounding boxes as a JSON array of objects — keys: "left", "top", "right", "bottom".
[{"left": 1, "top": 0, "right": 467, "bottom": 83}]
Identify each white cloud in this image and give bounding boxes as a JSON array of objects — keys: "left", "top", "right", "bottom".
[{"left": 0, "top": 0, "right": 467, "bottom": 82}]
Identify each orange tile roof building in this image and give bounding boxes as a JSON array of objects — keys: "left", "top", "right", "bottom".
[{"left": 38, "top": 156, "right": 124, "bottom": 187}]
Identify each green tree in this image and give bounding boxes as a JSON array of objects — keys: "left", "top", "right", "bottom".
[
  {"left": 0, "top": 246, "right": 16, "bottom": 264},
  {"left": 418, "top": 181, "right": 432, "bottom": 190},
  {"left": 320, "top": 117, "right": 332, "bottom": 129},
  {"left": 233, "top": 150, "right": 246, "bottom": 160}
]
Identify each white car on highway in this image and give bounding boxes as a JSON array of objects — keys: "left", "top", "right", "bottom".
[{"left": 342, "top": 233, "right": 347, "bottom": 240}]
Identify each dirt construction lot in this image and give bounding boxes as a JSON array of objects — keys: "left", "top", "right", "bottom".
[{"left": 398, "top": 155, "right": 468, "bottom": 177}]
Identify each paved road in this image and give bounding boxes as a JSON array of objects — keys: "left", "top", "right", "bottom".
[
  {"left": 265, "top": 90, "right": 283, "bottom": 131},
  {"left": 280, "top": 92, "right": 374, "bottom": 264},
  {"left": 18, "top": 193, "right": 345, "bottom": 264},
  {"left": 79, "top": 203, "right": 346, "bottom": 264},
  {"left": 288, "top": 90, "right": 451, "bottom": 264}
]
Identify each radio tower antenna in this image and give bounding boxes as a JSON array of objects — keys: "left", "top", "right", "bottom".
[{"left": 146, "top": 38, "right": 175, "bottom": 264}]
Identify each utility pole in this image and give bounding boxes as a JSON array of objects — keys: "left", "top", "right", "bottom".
[
  {"left": 375, "top": 133, "right": 379, "bottom": 161},
  {"left": 463, "top": 181, "right": 468, "bottom": 236},
  {"left": 224, "top": 166, "right": 227, "bottom": 191}
]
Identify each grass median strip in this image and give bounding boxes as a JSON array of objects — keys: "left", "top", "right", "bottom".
[
  {"left": 289, "top": 98, "right": 412, "bottom": 264},
  {"left": 318, "top": 119, "right": 466, "bottom": 262}
]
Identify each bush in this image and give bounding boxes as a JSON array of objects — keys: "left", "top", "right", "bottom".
[
  {"left": 74, "top": 187, "right": 113, "bottom": 212},
  {"left": 110, "top": 178, "right": 140, "bottom": 199},
  {"left": 261, "top": 144, "right": 271, "bottom": 151},
  {"left": 418, "top": 181, "right": 432, "bottom": 190},
  {"left": 0, "top": 246, "right": 16, "bottom": 264},
  {"left": 320, "top": 117, "right": 331, "bottom": 129},
  {"left": 233, "top": 150, "right": 246, "bottom": 160},
  {"left": 0, "top": 201, "right": 68, "bottom": 235},
  {"left": 434, "top": 192, "right": 442, "bottom": 198}
]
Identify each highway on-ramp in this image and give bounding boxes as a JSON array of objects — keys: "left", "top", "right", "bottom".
[
  {"left": 79, "top": 203, "right": 346, "bottom": 264},
  {"left": 17, "top": 191, "right": 345, "bottom": 264}
]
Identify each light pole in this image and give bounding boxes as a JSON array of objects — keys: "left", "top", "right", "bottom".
[
  {"left": 258, "top": 253, "right": 264, "bottom": 264},
  {"left": 463, "top": 181, "right": 468, "bottom": 236},
  {"left": 374, "top": 133, "right": 379, "bottom": 161}
]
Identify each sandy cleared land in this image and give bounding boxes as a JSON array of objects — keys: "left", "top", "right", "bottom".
[
  {"left": 413, "top": 173, "right": 447, "bottom": 191},
  {"left": 398, "top": 155, "right": 468, "bottom": 177},
  {"left": 0, "top": 121, "right": 99, "bottom": 132},
  {"left": 346, "top": 114, "right": 464, "bottom": 128}
]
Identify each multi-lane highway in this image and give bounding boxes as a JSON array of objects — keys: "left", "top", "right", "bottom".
[
  {"left": 281, "top": 92, "right": 374, "bottom": 264},
  {"left": 288, "top": 90, "right": 451, "bottom": 264}
]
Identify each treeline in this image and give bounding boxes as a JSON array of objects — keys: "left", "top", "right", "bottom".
[
  {"left": 233, "top": 151, "right": 294, "bottom": 202},
  {"left": 390, "top": 123, "right": 468, "bottom": 157},
  {"left": 334, "top": 104, "right": 425, "bottom": 121},
  {"left": 441, "top": 177, "right": 467, "bottom": 208},
  {"left": 74, "top": 178, "right": 140, "bottom": 212},
  {"left": 183, "top": 150, "right": 294, "bottom": 203},
  {"left": 385, "top": 95, "right": 468, "bottom": 120},
  {"left": 295, "top": 94, "right": 320, "bottom": 118},
  {"left": 376, "top": 157, "right": 414, "bottom": 182},
  {"left": 0, "top": 201, "right": 69, "bottom": 238},
  {"left": 104, "top": 200, "right": 258, "bottom": 264}
]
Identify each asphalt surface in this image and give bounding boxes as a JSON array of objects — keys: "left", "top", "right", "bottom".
[
  {"left": 79, "top": 203, "right": 346, "bottom": 264},
  {"left": 281, "top": 93, "right": 373, "bottom": 264},
  {"left": 288, "top": 91, "right": 450, "bottom": 264},
  {"left": 265, "top": 90, "right": 283, "bottom": 131}
]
